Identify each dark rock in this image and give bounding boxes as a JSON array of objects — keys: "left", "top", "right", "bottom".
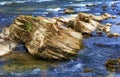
[{"left": 106, "top": 58, "right": 120, "bottom": 72}]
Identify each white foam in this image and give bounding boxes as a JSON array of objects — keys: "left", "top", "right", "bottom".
[
  {"left": 46, "top": 7, "right": 61, "bottom": 12},
  {"left": 70, "top": 63, "right": 83, "bottom": 71},
  {"left": 35, "top": 0, "right": 52, "bottom": 2},
  {"left": 0, "top": 1, "right": 12, "bottom": 5},
  {"left": 64, "top": 4, "right": 86, "bottom": 7},
  {"left": 0, "top": 0, "right": 52, "bottom": 5}
]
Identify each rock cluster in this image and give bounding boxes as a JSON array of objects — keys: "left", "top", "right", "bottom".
[{"left": 0, "top": 12, "right": 117, "bottom": 60}]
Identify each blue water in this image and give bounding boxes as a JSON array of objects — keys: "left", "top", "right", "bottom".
[
  {"left": 0, "top": 0, "right": 120, "bottom": 77},
  {"left": 0, "top": 0, "right": 119, "bottom": 27}
]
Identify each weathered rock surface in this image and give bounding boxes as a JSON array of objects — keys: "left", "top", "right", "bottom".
[
  {"left": 0, "top": 28, "right": 16, "bottom": 57},
  {"left": 1, "top": 12, "right": 115, "bottom": 60},
  {"left": 9, "top": 15, "right": 83, "bottom": 60}
]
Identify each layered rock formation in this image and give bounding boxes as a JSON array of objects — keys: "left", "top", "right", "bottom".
[{"left": 0, "top": 12, "right": 115, "bottom": 60}]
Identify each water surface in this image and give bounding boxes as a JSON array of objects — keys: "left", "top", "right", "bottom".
[{"left": 0, "top": 0, "right": 120, "bottom": 77}]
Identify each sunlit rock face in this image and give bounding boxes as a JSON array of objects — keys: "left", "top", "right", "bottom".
[
  {"left": 8, "top": 12, "right": 113, "bottom": 60},
  {"left": 9, "top": 15, "right": 83, "bottom": 60},
  {"left": 0, "top": 28, "right": 16, "bottom": 57}
]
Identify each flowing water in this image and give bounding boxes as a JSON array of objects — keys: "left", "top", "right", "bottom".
[{"left": 0, "top": 0, "right": 120, "bottom": 77}]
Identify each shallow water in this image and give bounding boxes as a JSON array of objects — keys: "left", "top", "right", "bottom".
[{"left": 0, "top": 0, "right": 120, "bottom": 77}]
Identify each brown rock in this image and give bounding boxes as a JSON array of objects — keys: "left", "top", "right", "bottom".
[
  {"left": 64, "top": 8, "right": 75, "bottom": 14},
  {"left": 9, "top": 15, "right": 83, "bottom": 60},
  {"left": 8, "top": 12, "right": 113, "bottom": 60},
  {"left": 107, "top": 33, "right": 120, "bottom": 37},
  {"left": 106, "top": 58, "right": 120, "bottom": 72}
]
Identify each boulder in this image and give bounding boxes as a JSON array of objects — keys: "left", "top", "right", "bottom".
[
  {"left": 9, "top": 15, "right": 83, "bottom": 60},
  {"left": 8, "top": 12, "right": 115, "bottom": 60}
]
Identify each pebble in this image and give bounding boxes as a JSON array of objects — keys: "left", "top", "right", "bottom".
[
  {"left": 96, "top": 31, "right": 102, "bottom": 35},
  {"left": 116, "top": 22, "right": 120, "bottom": 25},
  {"left": 105, "top": 23, "right": 112, "bottom": 27}
]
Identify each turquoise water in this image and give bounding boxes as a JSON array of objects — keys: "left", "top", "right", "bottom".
[{"left": 0, "top": 0, "right": 120, "bottom": 77}]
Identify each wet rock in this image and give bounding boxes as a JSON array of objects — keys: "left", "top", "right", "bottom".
[
  {"left": 105, "top": 23, "right": 112, "bottom": 27},
  {"left": 0, "top": 27, "right": 16, "bottom": 57},
  {"left": 86, "top": 4, "right": 95, "bottom": 7},
  {"left": 103, "top": 26, "right": 111, "bottom": 33},
  {"left": 9, "top": 15, "right": 83, "bottom": 60},
  {"left": 0, "top": 41, "right": 11, "bottom": 57},
  {"left": 96, "top": 31, "right": 102, "bottom": 35},
  {"left": 106, "top": 58, "right": 120, "bottom": 72},
  {"left": 64, "top": 8, "right": 75, "bottom": 14},
  {"left": 116, "top": 22, "right": 120, "bottom": 25},
  {"left": 102, "top": 5, "right": 107, "bottom": 9},
  {"left": 112, "top": 16, "right": 117, "bottom": 19},
  {"left": 8, "top": 12, "right": 112, "bottom": 60},
  {"left": 83, "top": 68, "right": 94, "bottom": 73},
  {"left": 77, "top": 13, "right": 112, "bottom": 22},
  {"left": 0, "top": 27, "right": 10, "bottom": 40},
  {"left": 107, "top": 33, "right": 120, "bottom": 37},
  {"left": 102, "top": 5, "right": 107, "bottom": 11}
]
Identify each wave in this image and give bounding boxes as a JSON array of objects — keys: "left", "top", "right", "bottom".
[
  {"left": 0, "top": 0, "right": 52, "bottom": 5},
  {"left": 0, "top": 1, "right": 12, "bottom": 5}
]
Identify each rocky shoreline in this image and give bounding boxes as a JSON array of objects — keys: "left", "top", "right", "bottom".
[
  {"left": 0, "top": 12, "right": 115, "bottom": 60},
  {"left": 0, "top": 12, "right": 120, "bottom": 74},
  {"left": 0, "top": 0, "right": 120, "bottom": 77}
]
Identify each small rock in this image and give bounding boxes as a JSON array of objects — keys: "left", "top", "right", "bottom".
[
  {"left": 116, "top": 22, "right": 120, "bottom": 25},
  {"left": 105, "top": 23, "right": 112, "bottom": 27},
  {"left": 117, "top": 12, "right": 120, "bottom": 15},
  {"left": 104, "top": 28, "right": 110, "bottom": 33},
  {"left": 86, "top": 4, "right": 95, "bottom": 7},
  {"left": 106, "top": 58, "right": 120, "bottom": 72},
  {"left": 96, "top": 31, "right": 102, "bottom": 35},
  {"left": 64, "top": 8, "right": 75, "bottom": 14},
  {"left": 102, "top": 5, "right": 107, "bottom": 9},
  {"left": 107, "top": 33, "right": 120, "bottom": 37},
  {"left": 112, "top": 33, "right": 120, "bottom": 37},
  {"left": 83, "top": 68, "right": 94, "bottom": 73},
  {"left": 112, "top": 16, "right": 116, "bottom": 19},
  {"left": 0, "top": 40, "right": 16, "bottom": 57},
  {"left": 102, "top": 5, "right": 107, "bottom": 11}
]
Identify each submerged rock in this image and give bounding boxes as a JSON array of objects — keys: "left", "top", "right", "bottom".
[
  {"left": 106, "top": 58, "right": 120, "bottom": 72},
  {"left": 64, "top": 8, "right": 75, "bottom": 14}
]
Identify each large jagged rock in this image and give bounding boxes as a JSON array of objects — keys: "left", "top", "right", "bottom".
[
  {"left": 55, "top": 13, "right": 112, "bottom": 34},
  {"left": 8, "top": 12, "right": 113, "bottom": 60},
  {"left": 9, "top": 15, "right": 83, "bottom": 60}
]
